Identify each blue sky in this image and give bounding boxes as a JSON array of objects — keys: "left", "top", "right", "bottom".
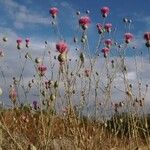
[
  {"left": 0, "top": 0, "right": 150, "bottom": 59},
  {"left": 0, "top": 0, "right": 150, "bottom": 42},
  {"left": 0, "top": 0, "right": 150, "bottom": 107}
]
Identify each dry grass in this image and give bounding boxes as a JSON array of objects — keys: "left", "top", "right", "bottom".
[{"left": 0, "top": 107, "right": 150, "bottom": 150}]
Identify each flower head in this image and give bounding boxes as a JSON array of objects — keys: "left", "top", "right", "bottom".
[
  {"left": 49, "top": 7, "right": 58, "bottom": 18},
  {"left": 9, "top": 86, "right": 17, "bottom": 103},
  {"left": 104, "top": 39, "right": 112, "bottom": 48},
  {"left": 104, "top": 23, "right": 112, "bottom": 32},
  {"left": 101, "top": 7, "right": 110, "bottom": 17},
  {"left": 79, "top": 16, "right": 91, "bottom": 30},
  {"left": 16, "top": 38, "right": 22, "bottom": 44},
  {"left": 56, "top": 41, "right": 68, "bottom": 54},
  {"left": 84, "top": 69, "right": 91, "bottom": 77},
  {"left": 101, "top": 47, "right": 110, "bottom": 58},
  {"left": 96, "top": 23, "right": 103, "bottom": 34},
  {"left": 25, "top": 38, "right": 30, "bottom": 48},
  {"left": 25, "top": 38, "right": 30, "bottom": 43},
  {"left": 45, "top": 80, "right": 51, "bottom": 89},
  {"left": 124, "top": 33, "right": 134, "bottom": 43},
  {"left": 38, "top": 64, "right": 47, "bottom": 76},
  {"left": 144, "top": 32, "right": 150, "bottom": 41},
  {"left": 144, "top": 32, "right": 150, "bottom": 47}
]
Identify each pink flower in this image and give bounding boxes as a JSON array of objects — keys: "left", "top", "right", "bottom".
[
  {"left": 84, "top": 69, "right": 91, "bottom": 77},
  {"left": 104, "top": 23, "right": 112, "bottom": 32},
  {"left": 49, "top": 7, "right": 58, "bottom": 18},
  {"left": 104, "top": 39, "right": 112, "bottom": 48},
  {"left": 25, "top": 38, "right": 30, "bottom": 48},
  {"left": 56, "top": 41, "right": 68, "bottom": 54},
  {"left": 101, "top": 6, "right": 110, "bottom": 17},
  {"left": 144, "top": 32, "right": 150, "bottom": 47},
  {"left": 124, "top": 33, "right": 134, "bottom": 43},
  {"left": 16, "top": 38, "right": 22, "bottom": 44},
  {"left": 9, "top": 87, "right": 17, "bottom": 102},
  {"left": 79, "top": 16, "right": 91, "bottom": 30},
  {"left": 96, "top": 23, "right": 103, "bottom": 34},
  {"left": 38, "top": 64, "right": 47, "bottom": 76},
  {"left": 101, "top": 47, "right": 110, "bottom": 58},
  {"left": 144, "top": 32, "right": 150, "bottom": 41},
  {"left": 25, "top": 38, "right": 30, "bottom": 44}
]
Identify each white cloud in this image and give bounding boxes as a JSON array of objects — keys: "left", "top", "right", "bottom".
[
  {"left": 0, "top": 0, "right": 50, "bottom": 28},
  {"left": 0, "top": 7, "right": 150, "bottom": 113}
]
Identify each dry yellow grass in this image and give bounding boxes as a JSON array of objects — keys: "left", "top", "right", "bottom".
[{"left": 0, "top": 108, "right": 149, "bottom": 150}]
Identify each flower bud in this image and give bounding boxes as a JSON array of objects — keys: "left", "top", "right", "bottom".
[
  {"left": 0, "top": 88, "right": 2, "bottom": 96},
  {"left": 3, "top": 37, "right": 8, "bottom": 42},
  {"left": 58, "top": 53, "right": 67, "bottom": 63},
  {"left": 35, "top": 57, "right": 42, "bottom": 64},
  {"left": 50, "top": 94, "right": 56, "bottom": 101},
  {"left": 54, "top": 81, "right": 59, "bottom": 88}
]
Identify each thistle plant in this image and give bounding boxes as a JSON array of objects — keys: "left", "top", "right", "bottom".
[{"left": 0, "top": 4, "right": 150, "bottom": 150}]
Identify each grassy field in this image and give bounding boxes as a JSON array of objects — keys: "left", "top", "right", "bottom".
[
  {"left": 0, "top": 5, "right": 150, "bottom": 150},
  {"left": 0, "top": 107, "right": 150, "bottom": 149}
]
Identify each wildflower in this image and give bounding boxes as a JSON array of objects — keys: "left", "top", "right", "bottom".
[
  {"left": 101, "top": 47, "right": 110, "bottom": 58},
  {"left": 84, "top": 69, "right": 91, "bottom": 77},
  {"left": 37, "top": 64, "right": 47, "bottom": 76},
  {"left": 104, "top": 39, "right": 112, "bottom": 48},
  {"left": 144, "top": 32, "right": 150, "bottom": 47},
  {"left": 33, "top": 100, "right": 38, "bottom": 110},
  {"left": 96, "top": 23, "right": 104, "bottom": 34},
  {"left": 45, "top": 80, "right": 51, "bottom": 89},
  {"left": 9, "top": 85, "right": 17, "bottom": 104},
  {"left": 56, "top": 41, "right": 68, "bottom": 54},
  {"left": 144, "top": 32, "right": 150, "bottom": 41},
  {"left": 16, "top": 38, "right": 22, "bottom": 45},
  {"left": 49, "top": 7, "right": 58, "bottom": 18},
  {"left": 104, "top": 23, "right": 112, "bottom": 32},
  {"left": 16, "top": 37, "right": 22, "bottom": 49},
  {"left": 25, "top": 38, "right": 30, "bottom": 48},
  {"left": 79, "top": 16, "right": 91, "bottom": 30},
  {"left": 101, "top": 6, "right": 110, "bottom": 18},
  {"left": 124, "top": 33, "right": 134, "bottom": 44}
]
